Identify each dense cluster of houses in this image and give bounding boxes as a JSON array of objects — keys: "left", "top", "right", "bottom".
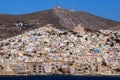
[{"left": 0, "top": 24, "right": 120, "bottom": 75}]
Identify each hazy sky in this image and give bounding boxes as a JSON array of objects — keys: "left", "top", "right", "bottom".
[{"left": 0, "top": 0, "right": 120, "bottom": 21}]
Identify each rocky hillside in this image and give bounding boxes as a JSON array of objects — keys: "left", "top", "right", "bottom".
[{"left": 0, "top": 8, "right": 120, "bottom": 40}]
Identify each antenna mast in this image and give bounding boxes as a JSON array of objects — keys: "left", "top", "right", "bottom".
[
  {"left": 56, "top": 3, "right": 61, "bottom": 9},
  {"left": 72, "top": 0, "right": 75, "bottom": 12}
]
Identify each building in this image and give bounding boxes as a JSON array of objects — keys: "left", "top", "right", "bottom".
[{"left": 26, "top": 62, "right": 52, "bottom": 75}]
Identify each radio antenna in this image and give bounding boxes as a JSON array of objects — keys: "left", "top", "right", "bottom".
[
  {"left": 56, "top": 3, "right": 61, "bottom": 9},
  {"left": 72, "top": 0, "right": 75, "bottom": 12}
]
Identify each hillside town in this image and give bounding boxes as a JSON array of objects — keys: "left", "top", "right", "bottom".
[{"left": 0, "top": 24, "right": 120, "bottom": 76}]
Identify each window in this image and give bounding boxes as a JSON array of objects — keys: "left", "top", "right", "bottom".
[
  {"left": 39, "top": 68, "right": 42, "bottom": 70},
  {"left": 39, "top": 71, "right": 42, "bottom": 73},
  {"left": 52, "top": 67, "right": 55, "bottom": 69},
  {"left": 33, "top": 71, "right": 36, "bottom": 73},
  {"left": 56, "top": 66, "right": 58, "bottom": 68},
  {"left": 33, "top": 65, "right": 36, "bottom": 67},
  {"left": 33, "top": 68, "right": 36, "bottom": 70}
]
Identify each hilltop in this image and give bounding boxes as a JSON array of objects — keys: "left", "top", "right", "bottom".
[{"left": 0, "top": 8, "right": 120, "bottom": 40}]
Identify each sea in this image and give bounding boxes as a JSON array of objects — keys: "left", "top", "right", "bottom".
[{"left": 0, "top": 75, "right": 120, "bottom": 80}]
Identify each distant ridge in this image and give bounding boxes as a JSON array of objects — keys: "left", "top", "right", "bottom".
[
  {"left": 0, "top": 8, "right": 120, "bottom": 40},
  {"left": 108, "top": 25, "right": 120, "bottom": 30}
]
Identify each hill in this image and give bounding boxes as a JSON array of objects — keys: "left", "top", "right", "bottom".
[{"left": 0, "top": 8, "right": 120, "bottom": 40}]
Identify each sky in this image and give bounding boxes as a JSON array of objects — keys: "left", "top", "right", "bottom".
[{"left": 0, "top": 0, "right": 120, "bottom": 21}]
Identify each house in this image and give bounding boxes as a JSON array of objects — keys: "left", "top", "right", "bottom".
[
  {"left": 15, "top": 21, "right": 24, "bottom": 27},
  {"left": 1, "top": 60, "right": 15, "bottom": 76}
]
